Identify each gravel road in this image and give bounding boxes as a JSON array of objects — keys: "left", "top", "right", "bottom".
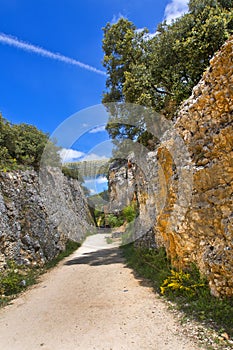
[{"left": 0, "top": 234, "right": 201, "bottom": 350}]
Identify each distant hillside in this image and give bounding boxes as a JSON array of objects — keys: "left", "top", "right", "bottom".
[
  {"left": 88, "top": 190, "right": 109, "bottom": 210},
  {"left": 64, "top": 159, "right": 110, "bottom": 178}
]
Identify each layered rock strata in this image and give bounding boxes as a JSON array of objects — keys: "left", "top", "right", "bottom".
[{"left": 0, "top": 168, "right": 93, "bottom": 268}]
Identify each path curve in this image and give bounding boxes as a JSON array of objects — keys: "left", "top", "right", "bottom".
[{"left": 0, "top": 234, "right": 201, "bottom": 350}]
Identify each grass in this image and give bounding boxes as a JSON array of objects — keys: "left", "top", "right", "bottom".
[
  {"left": 106, "top": 236, "right": 113, "bottom": 244},
  {"left": 121, "top": 243, "right": 233, "bottom": 339},
  {"left": 44, "top": 240, "right": 81, "bottom": 270},
  {"left": 0, "top": 261, "right": 40, "bottom": 307},
  {"left": 0, "top": 239, "right": 81, "bottom": 307}
]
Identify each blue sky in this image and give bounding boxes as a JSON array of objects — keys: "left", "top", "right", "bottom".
[
  {"left": 0, "top": 0, "right": 188, "bottom": 134},
  {"left": 0, "top": 0, "right": 189, "bottom": 193}
]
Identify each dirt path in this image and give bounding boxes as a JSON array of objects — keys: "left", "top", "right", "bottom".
[{"left": 0, "top": 234, "right": 201, "bottom": 350}]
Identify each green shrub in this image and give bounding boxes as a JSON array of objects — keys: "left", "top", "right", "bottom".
[
  {"left": 121, "top": 244, "right": 171, "bottom": 290},
  {"left": 121, "top": 244, "right": 233, "bottom": 338},
  {"left": 0, "top": 114, "right": 61, "bottom": 171},
  {"left": 0, "top": 239, "right": 81, "bottom": 307},
  {"left": 0, "top": 270, "right": 23, "bottom": 295},
  {"left": 62, "top": 166, "right": 80, "bottom": 180},
  {"left": 160, "top": 268, "right": 206, "bottom": 297},
  {"left": 107, "top": 214, "right": 124, "bottom": 227},
  {"left": 121, "top": 221, "right": 135, "bottom": 245},
  {"left": 0, "top": 261, "right": 38, "bottom": 297},
  {"left": 122, "top": 204, "right": 137, "bottom": 223},
  {"left": 45, "top": 240, "right": 81, "bottom": 269}
]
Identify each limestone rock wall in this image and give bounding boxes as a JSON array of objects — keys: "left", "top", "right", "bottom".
[
  {"left": 162, "top": 37, "right": 233, "bottom": 297},
  {"left": 108, "top": 38, "right": 233, "bottom": 297},
  {"left": 0, "top": 168, "right": 93, "bottom": 268}
]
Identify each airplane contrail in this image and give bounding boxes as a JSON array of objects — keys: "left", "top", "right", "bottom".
[{"left": 0, "top": 32, "right": 106, "bottom": 76}]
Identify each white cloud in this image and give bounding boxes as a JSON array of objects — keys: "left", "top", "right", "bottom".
[
  {"left": 84, "top": 176, "right": 108, "bottom": 196},
  {"left": 85, "top": 176, "right": 108, "bottom": 185},
  {"left": 135, "top": 28, "right": 145, "bottom": 34},
  {"left": 136, "top": 28, "right": 158, "bottom": 41},
  {"left": 0, "top": 32, "right": 106, "bottom": 76},
  {"left": 143, "top": 32, "right": 158, "bottom": 41},
  {"left": 164, "top": 0, "right": 189, "bottom": 24},
  {"left": 96, "top": 176, "right": 108, "bottom": 184},
  {"left": 59, "top": 148, "right": 85, "bottom": 163},
  {"left": 111, "top": 13, "right": 126, "bottom": 24},
  {"left": 82, "top": 153, "right": 109, "bottom": 161},
  {"left": 89, "top": 125, "right": 106, "bottom": 134}
]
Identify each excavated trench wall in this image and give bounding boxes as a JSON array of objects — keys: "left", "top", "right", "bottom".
[
  {"left": 108, "top": 38, "right": 233, "bottom": 297},
  {"left": 0, "top": 168, "right": 93, "bottom": 268}
]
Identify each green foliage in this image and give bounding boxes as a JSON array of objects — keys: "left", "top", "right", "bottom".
[
  {"left": 102, "top": 18, "right": 139, "bottom": 104},
  {"left": 107, "top": 203, "right": 137, "bottom": 228},
  {"left": 102, "top": 0, "right": 233, "bottom": 142},
  {"left": 160, "top": 267, "right": 205, "bottom": 297},
  {"left": 88, "top": 190, "right": 109, "bottom": 211},
  {"left": 0, "top": 114, "right": 61, "bottom": 171},
  {"left": 61, "top": 166, "right": 80, "bottom": 180},
  {"left": 94, "top": 209, "right": 105, "bottom": 227},
  {"left": 121, "top": 244, "right": 233, "bottom": 338},
  {"left": 40, "top": 140, "right": 61, "bottom": 168},
  {"left": 106, "top": 236, "right": 114, "bottom": 244},
  {"left": 121, "top": 221, "right": 134, "bottom": 246},
  {"left": 121, "top": 244, "right": 171, "bottom": 290},
  {"left": 122, "top": 204, "right": 137, "bottom": 223},
  {"left": 44, "top": 240, "right": 81, "bottom": 270},
  {"left": 0, "top": 261, "right": 38, "bottom": 299},
  {"left": 12, "top": 123, "right": 48, "bottom": 169},
  {"left": 94, "top": 203, "right": 138, "bottom": 228},
  {"left": 0, "top": 263, "right": 24, "bottom": 296},
  {"left": 0, "top": 239, "right": 81, "bottom": 307},
  {"left": 107, "top": 213, "right": 124, "bottom": 227},
  {"left": 61, "top": 166, "right": 90, "bottom": 196}
]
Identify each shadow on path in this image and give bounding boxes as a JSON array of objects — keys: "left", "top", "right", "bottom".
[{"left": 64, "top": 247, "right": 125, "bottom": 267}]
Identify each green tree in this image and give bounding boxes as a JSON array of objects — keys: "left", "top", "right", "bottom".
[
  {"left": 12, "top": 123, "right": 48, "bottom": 169},
  {"left": 102, "top": 0, "right": 233, "bottom": 142},
  {"left": 0, "top": 114, "right": 61, "bottom": 171},
  {"left": 0, "top": 115, "right": 16, "bottom": 169},
  {"left": 102, "top": 18, "right": 145, "bottom": 104}
]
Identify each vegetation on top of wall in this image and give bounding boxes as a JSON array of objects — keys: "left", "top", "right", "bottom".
[
  {"left": 61, "top": 166, "right": 83, "bottom": 181},
  {"left": 0, "top": 114, "right": 60, "bottom": 171},
  {"left": 88, "top": 190, "right": 109, "bottom": 210},
  {"left": 64, "top": 160, "right": 110, "bottom": 178},
  {"left": 102, "top": 0, "right": 233, "bottom": 146}
]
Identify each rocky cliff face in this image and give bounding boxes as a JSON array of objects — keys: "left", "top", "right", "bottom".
[
  {"left": 108, "top": 38, "right": 233, "bottom": 297},
  {"left": 0, "top": 168, "right": 93, "bottom": 269}
]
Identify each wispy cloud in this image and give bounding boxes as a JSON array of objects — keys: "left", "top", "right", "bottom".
[
  {"left": 164, "top": 0, "right": 189, "bottom": 23},
  {"left": 85, "top": 176, "right": 108, "bottom": 185},
  {"left": 89, "top": 125, "right": 106, "bottom": 134},
  {"left": 84, "top": 176, "right": 108, "bottom": 195},
  {"left": 0, "top": 32, "right": 106, "bottom": 76},
  {"left": 96, "top": 176, "right": 108, "bottom": 184},
  {"left": 111, "top": 12, "right": 126, "bottom": 24},
  {"left": 59, "top": 148, "right": 85, "bottom": 163},
  {"left": 82, "top": 153, "right": 108, "bottom": 161}
]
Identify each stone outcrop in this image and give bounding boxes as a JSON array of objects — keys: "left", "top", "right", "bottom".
[
  {"left": 0, "top": 168, "right": 93, "bottom": 269},
  {"left": 108, "top": 37, "right": 233, "bottom": 297}
]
